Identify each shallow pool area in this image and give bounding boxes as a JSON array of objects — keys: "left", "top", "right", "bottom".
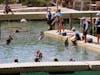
[{"left": 0, "top": 21, "right": 100, "bottom": 63}]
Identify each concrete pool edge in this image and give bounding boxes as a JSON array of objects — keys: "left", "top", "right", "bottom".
[
  {"left": 0, "top": 10, "right": 100, "bottom": 20},
  {"left": 0, "top": 61, "right": 100, "bottom": 74},
  {"left": 44, "top": 30, "right": 100, "bottom": 54}
]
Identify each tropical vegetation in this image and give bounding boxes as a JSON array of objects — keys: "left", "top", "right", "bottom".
[
  {"left": 0, "top": 0, "right": 52, "bottom": 7},
  {"left": 0, "top": 0, "right": 4, "bottom": 4},
  {"left": 21, "top": 0, "right": 51, "bottom": 7}
]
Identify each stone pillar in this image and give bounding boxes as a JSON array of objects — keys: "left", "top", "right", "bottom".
[
  {"left": 69, "top": 14, "right": 73, "bottom": 30},
  {"left": 73, "top": 0, "right": 92, "bottom": 10}
]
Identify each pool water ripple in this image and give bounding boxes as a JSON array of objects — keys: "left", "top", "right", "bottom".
[{"left": 0, "top": 21, "right": 99, "bottom": 63}]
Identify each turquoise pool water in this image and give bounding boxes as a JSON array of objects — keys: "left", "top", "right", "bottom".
[{"left": 0, "top": 21, "right": 100, "bottom": 63}]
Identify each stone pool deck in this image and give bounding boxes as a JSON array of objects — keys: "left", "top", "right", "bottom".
[
  {"left": 0, "top": 6, "right": 100, "bottom": 20},
  {"left": 0, "top": 6, "right": 78, "bottom": 20},
  {"left": 44, "top": 30, "right": 100, "bottom": 54}
]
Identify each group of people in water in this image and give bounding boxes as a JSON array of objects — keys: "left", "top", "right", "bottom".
[
  {"left": 34, "top": 50, "right": 43, "bottom": 62},
  {"left": 14, "top": 49, "right": 75, "bottom": 62},
  {"left": 34, "top": 50, "right": 75, "bottom": 62}
]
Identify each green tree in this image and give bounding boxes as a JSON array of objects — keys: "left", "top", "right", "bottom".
[
  {"left": 0, "top": 0, "right": 4, "bottom": 4},
  {"left": 21, "top": 0, "right": 50, "bottom": 7}
]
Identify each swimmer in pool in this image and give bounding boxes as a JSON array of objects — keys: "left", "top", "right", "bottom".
[
  {"left": 35, "top": 50, "right": 43, "bottom": 60},
  {"left": 6, "top": 35, "right": 13, "bottom": 45},
  {"left": 14, "top": 59, "right": 18, "bottom": 63},
  {"left": 64, "top": 38, "right": 69, "bottom": 47},
  {"left": 54, "top": 58, "right": 59, "bottom": 62},
  {"left": 34, "top": 58, "right": 40, "bottom": 62}
]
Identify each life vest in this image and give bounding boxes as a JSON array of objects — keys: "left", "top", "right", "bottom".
[
  {"left": 96, "top": 19, "right": 100, "bottom": 26},
  {"left": 48, "top": 12, "right": 52, "bottom": 20}
]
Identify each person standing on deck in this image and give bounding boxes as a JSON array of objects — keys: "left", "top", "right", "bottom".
[
  {"left": 56, "top": 9, "right": 62, "bottom": 17},
  {"left": 95, "top": 13, "right": 100, "bottom": 44},
  {"left": 51, "top": 14, "right": 61, "bottom": 34},
  {"left": 59, "top": 16, "right": 64, "bottom": 34},
  {"left": 81, "top": 17, "right": 88, "bottom": 43},
  {"left": 51, "top": 9, "right": 62, "bottom": 34},
  {"left": 46, "top": 8, "right": 54, "bottom": 30}
]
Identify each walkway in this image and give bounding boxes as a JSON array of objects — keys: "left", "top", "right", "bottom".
[
  {"left": 0, "top": 5, "right": 78, "bottom": 13},
  {"left": 0, "top": 4, "right": 27, "bottom": 10},
  {"left": 0, "top": 5, "right": 100, "bottom": 20}
]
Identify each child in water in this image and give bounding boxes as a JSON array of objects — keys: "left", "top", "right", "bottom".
[
  {"left": 6, "top": 35, "right": 13, "bottom": 45},
  {"left": 35, "top": 50, "right": 43, "bottom": 60}
]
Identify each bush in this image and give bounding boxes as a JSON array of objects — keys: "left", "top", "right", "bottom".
[
  {"left": 0, "top": 0, "right": 15, "bottom": 4},
  {"left": 22, "top": 0, "right": 51, "bottom": 7},
  {"left": 0, "top": 0, "right": 4, "bottom": 4}
]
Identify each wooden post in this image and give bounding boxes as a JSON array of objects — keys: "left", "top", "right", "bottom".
[
  {"left": 89, "top": 0, "right": 92, "bottom": 10},
  {"left": 69, "top": 14, "right": 73, "bottom": 30},
  {"left": 80, "top": 1, "right": 84, "bottom": 11},
  {"left": 46, "top": 1, "right": 49, "bottom": 11},
  {"left": 80, "top": 18, "right": 82, "bottom": 31},
  {"left": 90, "top": 13, "right": 93, "bottom": 35},
  {"left": 5, "top": 0, "right": 9, "bottom": 6},
  {"left": 73, "top": 0, "right": 76, "bottom": 9},
  {"left": 56, "top": 0, "right": 59, "bottom": 10}
]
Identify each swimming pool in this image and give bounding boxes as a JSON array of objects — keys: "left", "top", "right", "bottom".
[{"left": 0, "top": 21, "right": 99, "bottom": 63}]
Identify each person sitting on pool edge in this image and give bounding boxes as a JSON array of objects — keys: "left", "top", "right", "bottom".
[
  {"left": 70, "top": 27, "right": 81, "bottom": 45},
  {"left": 46, "top": 8, "right": 54, "bottom": 30},
  {"left": 3, "top": 5, "right": 14, "bottom": 14}
]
